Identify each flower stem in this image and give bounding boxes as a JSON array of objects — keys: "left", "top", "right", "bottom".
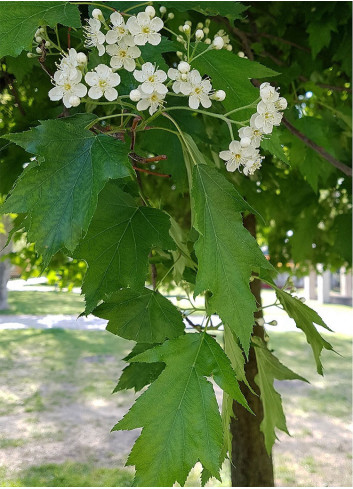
[
  {"left": 71, "top": 2, "right": 115, "bottom": 12},
  {"left": 224, "top": 98, "right": 260, "bottom": 117}
]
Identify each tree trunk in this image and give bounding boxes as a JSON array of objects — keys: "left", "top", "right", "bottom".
[
  {"left": 0, "top": 216, "right": 12, "bottom": 310},
  {"left": 230, "top": 213, "right": 274, "bottom": 486}
]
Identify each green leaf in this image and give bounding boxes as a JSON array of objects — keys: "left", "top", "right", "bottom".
[
  {"left": 224, "top": 325, "right": 254, "bottom": 392},
  {"left": 253, "top": 337, "right": 308, "bottom": 454},
  {"left": 307, "top": 20, "right": 337, "bottom": 58},
  {"left": 140, "top": 38, "right": 179, "bottom": 72},
  {"left": 191, "top": 162, "right": 275, "bottom": 354},
  {"left": 113, "top": 343, "right": 165, "bottom": 393},
  {"left": 0, "top": 1, "right": 81, "bottom": 58},
  {"left": 273, "top": 286, "right": 333, "bottom": 374},
  {"left": 75, "top": 182, "right": 175, "bottom": 313},
  {"left": 163, "top": 1, "right": 248, "bottom": 22},
  {"left": 192, "top": 49, "right": 278, "bottom": 112},
  {"left": 114, "top": 332, "right": 249, "bottom": 486},
  {"left": 261, "top": 128, "right": 290, "bottom": 166},
  {"left": 1, "top": 115, "right": 133, "bottom": 267},
  {"left": 94, "top": 287, "right": 185, "bottom": 342}
]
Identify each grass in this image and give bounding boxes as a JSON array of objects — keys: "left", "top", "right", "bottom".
[
  {"left": 0, "top": 290, "right": 85, "bottom": 316},
  {"left": 0, "top": 463, "right": 134, "bottom": 487}
]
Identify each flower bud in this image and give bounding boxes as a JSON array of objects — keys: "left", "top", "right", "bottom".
[
  {"left": 238, "top": 51, "right": 245, "bottom": 58},
  {"left": 182, "top": 24, "right": 191, "bottom": 34},
  {"left": 159, "top": 6, "right": 167, "bottom": 14},
  {"left": 195, "top": 29, "right": 204, "bottom": 40},
  {"left": 36, "top": 46, "right": 42, "bottom": 54},
  {"left": 168, "top": 12, "right": 174, "bottom": 19},
  {"left": 35, "top": 36, "right": 42, "bottom": 43},
  {"left": 240, "top": 137, "right": 251, "bottom": 147},
  {"left": 27, "top": 52, "right": 35, "bottom": 58},
  {"left": 256, "top": 318, "right": 265, "bottom": 327},
  {"left": 205, "top": 18, "right": 211, "bottom": 26},
  {"left": 203, "top": 27, "right": 209, "bottom": 35},
  {"left": 180, "top": 73, "right": 188, "bottom": 81},
  {"left": 145, "top": 5, "right": 155, "bottom": 18},
  {"left": 92, "top": 8, "right": 103, "bottom": 20},
  {"left": 197, "top": 22, "right": 204, "bottom": 29},
  {"left": 178, "top": 25, "right": 184, "bottom": 32},
  {"left": 185, "top": 20, "right": 192, "bottom": 26},
  {"left": 226, "top": 44, "right": 233, "bottom": 51},
  {"left": 205, "top": 38, "right": 211, "bottom": 45},
  {"left": 178, "top": 61, "right": 190, "bottom": 74},
  {"left": 176, "top": 51, "right": 183, "bottom": 59},
  {"left": 212, "top": 89, "right": 226, "bottom": 101},
  {"left": 213, "top": 36, "right": 224, "bottom": 50},
  {"left": 299, "top": 297, "right": 306, "bottom": 303},
  {"left": 130, "top": 89, "right": 142, "bottom": 102},
  {"left": 176, "top": 35, "right": 184, "bottom": 43},
  {"left": 77, "top": 52, "right": 88, "bottom": 64},
  {"left": 39, "top": 27, "right": 45, "bottom": 34},
  {"left": 269, "top": 320, "right": 278, "bottom": 326},
  {"left": 69, "top": 96, "right": 81, "bottom": 107},
  {"left": 45, "top": 41, "right": 51, "bottom": 47}
]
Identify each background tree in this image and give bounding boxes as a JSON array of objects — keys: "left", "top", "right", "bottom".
[{"left": 0, "top": 1, "right": 351, "bottom": 487}]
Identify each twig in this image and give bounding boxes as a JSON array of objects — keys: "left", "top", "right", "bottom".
[
  {"left": 281, "top": 117, "right": 352, "bottom": 177},
  {"left": 132, "top": 166, "right": 171, "bottom": 178},
  {"left": 2, "top": 72, "right": 26, "bottom": 116},
  {"left": 184, "top": 316, "right": 202, "bottom": 332},
  {"left": 129, "top": 152, "right": 167, "bottom": 164}
]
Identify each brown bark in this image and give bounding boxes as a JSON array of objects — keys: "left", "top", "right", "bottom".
[
  {"left": 230, "top": 214, "right": 274, "bottom": 486},
  {"left": 0, "top": 216, "right": 12, "bottom": 311}
]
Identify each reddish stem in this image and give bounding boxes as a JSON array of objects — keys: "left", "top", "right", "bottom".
[{"left": 132, "top": 166, "right": 171, "bottom": 178}]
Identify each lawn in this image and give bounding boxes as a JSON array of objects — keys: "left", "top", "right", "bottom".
[
  {"left": 0, "top": 290, "right": 85, "bottom": 316},
  {"left": 0, "top": 325, "right": 351, "bottom": 487}
]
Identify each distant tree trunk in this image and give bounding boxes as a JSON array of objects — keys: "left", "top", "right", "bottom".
[
  {"left": 230, "top": 213, "right": 274, "bottom": 487},
  {"left": 0, "top": 216, "right": 12, "bottom": 310}
]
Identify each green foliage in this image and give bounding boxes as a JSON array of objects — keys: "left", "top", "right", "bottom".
[
  {"left": 94, "top": 287, "right": 185, "bottom": 342},
  {"left": 114, "top": 332, "right": 249, "bottom": 486},
  {"left": 163, "top": 1, "right": 248, "bottom": 22},
  {"left": 1, "top": 115, "right": 132, "bottom": 267},
  {"left": 74, "top": 182, "right": 175, "bottom": 313},
  {"left": 191, "top": 162, "right": 274, "bottom": 353},
  {"left": 253, "top": 337, "right": 308, "bottom": 454},
  {"left": 0, "top": 2, "right": 81, "bottom": 57},
  {"left": 274, "top": 286, "right": 334, "bottom": 375}
]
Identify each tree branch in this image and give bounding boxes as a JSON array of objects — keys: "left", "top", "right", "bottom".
[{"left": 282, "top": 117, "right": 352, "bottom": 177}]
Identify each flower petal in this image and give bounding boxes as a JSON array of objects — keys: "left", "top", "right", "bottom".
[
  {"left": 148, "top": 32, "right": 161, "bottom": 45},
  {"left": 219, "top": 150, "right": 232, "bottom": 161},
  {"left": 104, "top": 87, "right": 118, "bottom": 101},
  {"left": 73, "top": 83, "right": 87, "bottom": 97},
  {"left": 124, "top": 57, "right": 136, "bottom": 72},
  {"left": 105, "top": 30, "right": 118, "bottom": 44},
  {"left": 85, "top": 72, "right": 99, "bottom": 86},
  {"left": 48, "top": 86, "right": 63, "bottom": 101},
  {"left": 188, "top": 95, "right": 200, "bottom": 109},
  {"left": 134, "top": 33, "right": 147, "bottom": 45},
  {"left": 150, "top": 16, "right": 164, "bottom": 32},
  {"left": 88, "top": 86, "right": 103, "bottom": 99}
]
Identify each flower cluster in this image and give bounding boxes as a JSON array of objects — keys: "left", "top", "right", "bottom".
[{"left": 219, "top": 83, "right": 287, "bottom": 176}]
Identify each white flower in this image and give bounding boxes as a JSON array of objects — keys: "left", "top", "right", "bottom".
[
  {"left": 239, "top": 116, "right": 263, "bottom": 147},
  {"left": 167, "top": 68, "right": 192, "bottom": 95},
  {"left": 214, "top": 29, "right": 230, "bottom": 49},
  {"left": 130, "top": 89, "right": 142, "bottom": 102},
  {"left": 274, "top": 97, "right": 288, "bottom": 111},
  {"left": 243, "top": 154, "right": 264, "bottom": 176},
  {"left": 133, "top": 62, "right": 167, "bottom": 94},
  {"left": 253, "top": 101, "right": 283, "bottom": 134},
  {"left": 178, "top": 61, "right": 190, "bottom": 74},
  {"left": 106, "top": 42, "right": 141, "bottom": 72},
  {"left": 213, "top": 36, "right": 224, "bottom": 50},
  {"left": 211, "top": 89, "right": 226, "bottom": 101},
  {"left": 84, "top": 18, "right": 105, "bottom": 56},
  {"left": 187, "top": 69, "right": 213, "bottom": 109},
  {"left": 259, "top": 82, "right": 279, "bottom": 103},
  {"left": 56, "top": 48, "right": 83, "bottom": 80},
  {"left": 105, "top": 12, "right": 134, "bottom": 46},
  {"left": 85, "top": 64, "right": 121, "bottom": 101},
  {"left": 137, "top": 90, "right": 166, "bottom": 115},
  {"left": 195, "top": 29, "right": 204, "bottom": 40},
  {"left": 48, "top": 70, "right": 87, "bottom": 108},
  {"left": 145, "top": 6, "right": 155, "bottom": 18},
  {"left": 92, "top": 8, "right": 104, "bottom": 21},
  {"left": 126, "top": 11, "right": 164, "bottom": 46},
  {"left": 219, "top": 140, "right": 259, "bottom": 172}
]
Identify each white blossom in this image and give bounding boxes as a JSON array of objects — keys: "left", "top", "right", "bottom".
[
  {"left": 214, "top": 29, "right": 231, "bottom": 49},
  {"left": 84, "top": 18, "right": 105, "bottom": 56},
  {"left": 56, "top": 48, "right": 84, "bottom": 80},
  {"left": 133, "top": 62, "right": 167, "bottom": 95},
  {"left": 219, "top": 140, "right": 259, "bottom": 173},
  {"left": 130, "top": 89, "right": 142, "bottom": 102},
  {"left": 106, "top": 41, "right": 141, "bottom": 72},
  {"left": 211, "top": 89, "right": 226, "bottom": 101},
  {"left": 238, "top": 115, "right": 263, "bottom": 147},
  {"left": 187, "top": 69, "right": 213, "bottom": 109},
  {"left": 145, "top": 6, "right": 156, "bottom": 18},
  {"left": 168, "top": 67, "right": 192, "bottom": 95},
  {"left": 105, "top": 12, "right": 134, "bottom": 46},
  {"left": 92, "top": 8, "right": 104, "bottom": 21},
  {"left": 195, "top": 29, "right": 204, "bottom": 40},
  {"left": 85, "top": 64, "right": 121, "bottom": 101},
  {"left": 243, "top": 154, "right": 264, "bottom": 176},
  {"left": 253, "top": 101, "right": 283, "bottom": 134},
  {"left": 137, "top": 90, "right": 166, "bottom": 115},
  {"left": 213, "top": 36, "right": 224, "bottom": 50},
  {"left": 126, "top": 10, "right": 164, "bottom": 46},
  {"left": 48, "top": 70, "right": 87, "bottom": 108}
]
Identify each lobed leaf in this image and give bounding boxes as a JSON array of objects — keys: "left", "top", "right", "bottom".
[{"left": 114, "top": 332, "right": 249, "bottom": 486}]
